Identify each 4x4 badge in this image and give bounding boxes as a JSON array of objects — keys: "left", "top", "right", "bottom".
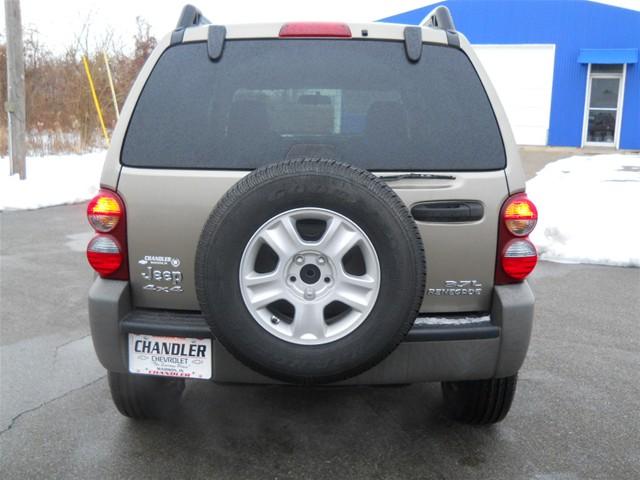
[{"left": 143, "top": 284, "right": 183, "bottom": 293}]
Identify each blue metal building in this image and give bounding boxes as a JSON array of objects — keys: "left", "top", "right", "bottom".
[{"left": 381, "top": 1, "right": 640, "bottom": 150}]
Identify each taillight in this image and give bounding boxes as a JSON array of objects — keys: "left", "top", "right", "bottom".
[
  {"left": 503, "top": 195, "right": 537, "bottom": 236},
  {"left": 279, "top": 22, "right": 352, "bottom": 38},
  {"left": 501, "top": 239, "right": 538, "bottom": 280},
  {"left": 87, "top": 190, "right": 122, "bottom": 232},
  {"left": 86, "top": 189, "right": 129, "bottom": 280},
  {"left": 495, "top": 193, "right": 538, "bottom": 284},
  {"left": 87, "top": 235, "right": 122, "bottom": 275}
]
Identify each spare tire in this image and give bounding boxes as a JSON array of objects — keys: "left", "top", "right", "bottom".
[{"left": 195, "top": 159, "right": 425, "bottom": 384}]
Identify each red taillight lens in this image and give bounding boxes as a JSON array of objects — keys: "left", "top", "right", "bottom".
[
  {"left": 279, "top": 22, "right": 352, "bottom": 38},
  {"left": 496, "top": 193, "right": 538, "bottom": 284},
  {"left": 87, "top": 190, "right": 123, "bottom": 232},
  {"left": 87, "top": 235, "right": 122, "bottom": 276},
  {"left": 86, "top": 188, "right": 128, "bottom": 280},
  {"left": 501, "top": 239, "right": 538, "bottom": 280},
  {"left": 504, "top": 194, "right": 538, "bottom": 236}
]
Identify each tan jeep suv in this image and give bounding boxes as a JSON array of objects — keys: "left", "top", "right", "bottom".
[{"left": 86, "top": 5, "right": 538, "bottom": 424}]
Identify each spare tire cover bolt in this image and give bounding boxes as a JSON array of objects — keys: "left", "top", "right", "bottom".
[
  {"left": 304, "top": 288, "right": 315, "bottom": 300},
  {"left": 295, "top": 256, "right": 305, "bottom": 265}
]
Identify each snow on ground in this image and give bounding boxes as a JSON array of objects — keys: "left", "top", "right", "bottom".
[
  {"left": 0, "top": 151, "right": 106, "bottom": 211},
  {"left": 527, "top": 153, "right": 640, "bottom": 267}
]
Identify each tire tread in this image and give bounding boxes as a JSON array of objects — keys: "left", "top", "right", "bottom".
[
  {"left": 108, "top": 371, "right": 184, "bottom": 419},
  {"left": 442, "top": 374, "right": 518, "bottom": 425}
]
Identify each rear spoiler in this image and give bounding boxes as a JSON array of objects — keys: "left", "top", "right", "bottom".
[{"left": 171, "top": 3, "right": 458, "bottom": 57}]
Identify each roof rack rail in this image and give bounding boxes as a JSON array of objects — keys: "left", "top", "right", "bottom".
[
  {"left": 176, "top": 4, "right": 211, "bottom": 30},
  {"left": 421, "top": 5, "right": 456, "bottom": 31}
]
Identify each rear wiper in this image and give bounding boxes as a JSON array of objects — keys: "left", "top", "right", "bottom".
[{"left": 378, "top": 173, "right": 456, "bottom": 182}]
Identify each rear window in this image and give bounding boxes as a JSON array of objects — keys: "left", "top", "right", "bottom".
[{"left": 122, "top": 39, "right": 505, "bottom": 171}]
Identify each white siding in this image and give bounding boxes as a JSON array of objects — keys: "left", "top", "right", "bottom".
[{"left": 473, "top": 44, "right": 556, "bottom": 146}]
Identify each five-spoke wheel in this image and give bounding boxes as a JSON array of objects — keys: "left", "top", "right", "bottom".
[{"left": 239, "top": 208, "right": 380, "bottom": 345}]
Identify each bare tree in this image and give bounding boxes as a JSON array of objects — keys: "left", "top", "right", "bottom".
[{"left": 0, "top": 16, "right": 157, "bottom": 156}]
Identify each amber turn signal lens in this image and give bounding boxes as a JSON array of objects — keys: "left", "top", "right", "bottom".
[
  {"left": 504, "top": 195, "right": 538, "bottom": 236},
  {"left": 87, "top": 190, "right": 123, "bottom": 232}
]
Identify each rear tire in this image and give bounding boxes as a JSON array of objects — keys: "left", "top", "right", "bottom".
[
  {"left": 108, "top": 371, "right": 185, "bottom": 420},
  {"left": 441, "top": 374, "right": 517, "bottom": 424}
]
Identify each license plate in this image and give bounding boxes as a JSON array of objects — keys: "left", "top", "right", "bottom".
[{"left": 128, "top": 334, "right": 212, "bottom": 379}]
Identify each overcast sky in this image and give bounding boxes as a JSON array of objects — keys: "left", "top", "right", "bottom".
[{"left": 1, "top": 0, "right": 638, "bottom": 53}]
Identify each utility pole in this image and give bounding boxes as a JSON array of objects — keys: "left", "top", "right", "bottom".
[{"left": 4, "top": 0, "right": 27, "bottom": 179}]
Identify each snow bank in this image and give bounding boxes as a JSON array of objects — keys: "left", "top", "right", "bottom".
[
  {"left": 527, "top": 153, "right": 640, "bottom": 267},
  {"left": 0, "top": 151, "right": 106, "bottom": 210}
]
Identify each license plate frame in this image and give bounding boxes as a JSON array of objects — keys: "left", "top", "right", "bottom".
[{"left": 128, "top": 333, "right": 212, "bottom": 379}]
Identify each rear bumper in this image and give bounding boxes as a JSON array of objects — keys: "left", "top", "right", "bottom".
[{"left": 89, "top": 278, "right": 534, "bottom": 384}]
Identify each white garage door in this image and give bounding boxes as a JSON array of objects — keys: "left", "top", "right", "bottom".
[{"left": 473, "top": 45, "right": 556, "bottom": 146}]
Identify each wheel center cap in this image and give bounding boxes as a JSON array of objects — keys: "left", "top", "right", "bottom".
[{"left": 300, "top": 264, "right": 321, "bottom": 284}]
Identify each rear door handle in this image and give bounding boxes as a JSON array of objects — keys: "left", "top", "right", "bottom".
[{"left": 411, "top": 201, "right": 484, "bottom": 223}]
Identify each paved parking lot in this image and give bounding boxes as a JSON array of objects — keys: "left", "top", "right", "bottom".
[{"left": 1, "top": 198, "right": 639, "bottom": 479}]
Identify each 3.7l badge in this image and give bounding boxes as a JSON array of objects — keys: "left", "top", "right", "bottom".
[{"left": 427, "top": 280, "right": 483, "bottom": 296}]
